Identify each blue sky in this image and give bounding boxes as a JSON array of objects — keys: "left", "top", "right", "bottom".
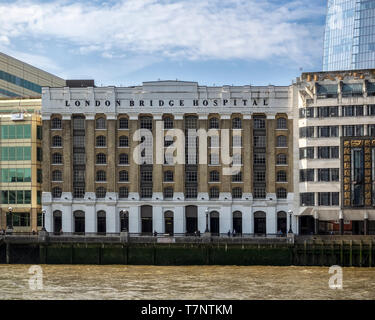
[{"left": 0, "top": 0, "right": 327, "bottom": 86}]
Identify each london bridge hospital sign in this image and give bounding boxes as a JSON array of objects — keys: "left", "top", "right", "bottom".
[{"left": 64, "top": 98, "right": 269, "bottom": 108}]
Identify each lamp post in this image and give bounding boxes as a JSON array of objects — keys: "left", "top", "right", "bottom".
[
  {"left": 287, "top": 210, "right": 293, "bottom": 234},
  {"left": 205, "top": 209, "right": 209, "bottom": 233},
  {"left": 7, "top": 207, "right": 13, "bottom": 230},
  {"left": 41, "top": 210, "right": 46, "bottom": 231}
]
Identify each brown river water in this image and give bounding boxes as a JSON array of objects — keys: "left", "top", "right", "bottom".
[{"left": 0, "top": 265, "right": 374, "bottom": 300}]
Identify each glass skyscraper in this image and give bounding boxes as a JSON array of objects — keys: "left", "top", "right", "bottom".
[{"left": 323, "top": 0, "right": 375, "bottom": 71}]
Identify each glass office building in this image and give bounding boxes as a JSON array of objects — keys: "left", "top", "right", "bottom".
[{"left": 323, "top": 0, "right": 375, "bottom": 71}]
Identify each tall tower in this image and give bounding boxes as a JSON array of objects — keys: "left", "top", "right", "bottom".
[{"left": 323, "top": 0, "right": 375, "bottom": 71}]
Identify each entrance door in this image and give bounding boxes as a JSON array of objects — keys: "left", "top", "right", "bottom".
[
  {"left": 186, "top": 206, "right": 198, "bottom": 235},
  {"left": 277, "top": 211, "right": 287, "bottom": 234},
  {"left": 74, "top": 211, "right": 85, "bottom": 234},
  {"left": 210, "top": 211, "right": 220, "bottom": 235},
  {"left": 254, "top": 211, "right": 266, "bottom": 235},
  {"left": 141, "top": 205, "right": 153, "bottom": 234},
  {"left": 299, "top": 216, "right": 314, "bottom": 235},
  {"left": 233, "top": 211, "right": 242, "bottom": 235},
  {"left": 352, "top": 221, "right": 364, "bottom": 235},
  {"left": 97, "top": 211, "right": 106, "bottom": 234},
  {"left": 164, "top": 211, "right": 174, "bottom": 235},
  {"left": 53, "top": 210, "right": 62, "bottom": 234}
]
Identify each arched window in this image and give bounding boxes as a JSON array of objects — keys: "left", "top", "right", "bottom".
[
  {"left": 163, "top": 171, "right": 174, "bottom": 182},
  {"left": 96, "top": 187, "right": 106, "bottom": 199},
  {"left": 232, "top": 117, "right": 242, "bottom": 129},
  {"left": 277, "top": 188, "right": 287, "bottom": 199},
  {"left": 277, "top": 153, "right": 287, "bottom": 165},
  {"left": 119, "top": 117, "right": 128, "bottom": 129},
  {"left": 209, "top": 187, "right": 220, "bottom": 199},
  {"left": 163, "top": 187, "right": 174, "bottom": 199},
  {"left": 52, "top": 153, "right": 63, "bottom": 164},
  {"left": 119, "top": 187, "right": 129, "bottom": 199},
  {"left": 119, "top": 170, "right": 129, "bottom": 182},
  {"left": 232, "top": 187, "right": 243, "bottom": 199},
  {"left": 96, "top": 117, "right": 106, "bottom": 129},
  {"left": 277, "top": 171, "right": 287, "bottom": 182},
  {"left": 209, "top": 117, "right": 219, "bottom": 129},
  {"left": 96, "top": 136, "right": 106, "bottom": 147},
  {"left": 119, "top": 136, "right": 129, "bottom": 147},
  {"left": 52, "top": 170, "right": 62, "bottom": 181},
  {"left": 52, "top": 187, "right": 62, "bottom": 198},
  {"left": 209, "top": 170, "right": 220, "bottom": 182},
  {"left": 96, "top": 170, "right": 106, "bottom": 182},
  {"left": 119, "top": 153, "right": 129, "bottom": 165},
  {"left": 51, "top": 117, "right": 62, "bottom": 129},
  {"left": 277, "top": 135, "right": 287, "bottom": 147},
  {"left": 96, "top": 153, "right": 107, "bottom": 164},
  {"left": 97, "top": 210, "right": 106, "bottom": 233},
  {"left": 164, "top": 117, "right": 174, "bottom": 129},
  {"left": 52, "top": 135, "right": 62, "bottom": 147},
  {"left": 277, "top": 117, "right": 287, "bottom": 129}
]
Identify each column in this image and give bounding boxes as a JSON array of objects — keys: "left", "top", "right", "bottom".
[
  {"left": 31, "top": 208, "right": 38, "bottom": 232},
  {"left": 153, "top": 115, "right": 163, "bottom": 199},
  {"left": 152, "top": 206, "right": 163, "bottom": 233},
  {"left": 243, "top": 115, "right": 252, "bottom": 196},
  {"left": 62, "top": 205, "right": 73, "bottom": 233},
  {"left": 198, "top": 116, "right": 208, "bottom": 200},
  {"left": 129, "top": 206, "right": 140, "bottom": 233},
  {"left": 107, "top": 117, "right": 117, "bottom": 193},
  {"left": 44, "top": 206, "right": 52, "bottom": 232},
  {"left": 266, "top": 206, "right": 277, "bottom": 234},
  {"left": 242, "top": 207, "right": 252, "bottom": 234},
  {"left": 174, "top": 206, "right": 185, "bottom": 234},
  {"left": 339, "top": 210, "right": 344, "bottom": 235},
  {"left": 42, "top": 118, "right": 51, "bottom": 193},
  {"left": 174, "top": 116, "right": 184, "bottom": 199},
  {"left": 85, "top": 205, "right": 96, "bottom": 233},
  {"left": 62, "top": 117, "right": 72, "bottom": 194},
  {"left": 106, "top": 205, "right": 118, "bottom": 233},
  {"left": 220, "top": 115, "right": 231, "bottom": 198},
  {"left": 85, "top": 117, "right": 95, "bottom": 194},
  {"left": 220, "top": 206, "right": 231, "bottom": 234},
  {"left": 364, "top": 212, "right": 369, "bottom": 236},
  {"left": 198, "top": 206, "right": 208, "bottom": 233},
  {"left": 129, "top": 117, "right": 139, "bottom": 200},
  {"left": 266, "top": 116, "right": 276, "bottom": 195}
]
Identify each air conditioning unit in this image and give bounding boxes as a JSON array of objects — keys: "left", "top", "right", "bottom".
[{"left": 11, "top": 113, "right": 24, "bottom": 121}]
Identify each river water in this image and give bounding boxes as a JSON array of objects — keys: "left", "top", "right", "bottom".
[{"left": 0, "top": 265, "right": 374, "bottom": 300}]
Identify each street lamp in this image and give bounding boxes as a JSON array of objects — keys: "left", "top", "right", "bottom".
[
  {"left": 7, "top": 207, "right": 13, "bottom": 230},
  {"left": 41, "top": 210, "right": 46, "bottom": 231},
  {"left": 287, "top": 210, "right": 293, "bottom": 234},
  {"left": 205, "top": 209, "right": 209, "bottom": 233}
]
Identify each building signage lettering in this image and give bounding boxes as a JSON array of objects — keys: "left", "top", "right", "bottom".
[{"left": 65, "top": 99, "right": 269, "bottom": 108}]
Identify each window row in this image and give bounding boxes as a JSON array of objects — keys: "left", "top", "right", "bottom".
[
  {"left": 1, "top": 124, "right": 32, "bottom": 139},
  {"left": 300, "top": 192, "right": 339, "bottom": 206},
  {"left": 299, "top": 146, "right": 339, "bottom": 159},
  {"left": 1, "top": 168, "right": 32, "bottom": 183},
  {"left": 1, "top": 190, "right": 32, "bottom": 204},
  {"left": 1, "top": 147, "right": 32, "bottom": 161},
  {"left": 299, "top": 168, "right": 339, "bottom": 182},
  {"left": 299, "top": 105, "right": 375, "bottom": 119}
]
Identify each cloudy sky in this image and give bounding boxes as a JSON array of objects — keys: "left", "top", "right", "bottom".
[{"left": 0, "top": 0, "right": 327, "bottom": 86}]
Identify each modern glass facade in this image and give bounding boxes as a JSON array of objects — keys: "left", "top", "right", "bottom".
[{"left": 323, "top": 0, "right": 375, "bottom": 71}]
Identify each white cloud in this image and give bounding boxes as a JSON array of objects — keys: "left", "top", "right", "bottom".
[{"left": 0, "top": 0, "right": 325, "bottom": 66}]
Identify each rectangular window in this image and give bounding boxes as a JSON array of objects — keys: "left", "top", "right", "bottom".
[
  {"left": 300, "top": 147, "right": 314, "bottom": 159},
  {"left": 13, "top": 212, "right": 30, "bottom": 227},
  {"left": 318, "top": 192, "right": 331, "bottom": 206},
  {"left": 37, "top": 126, "right": 42, "bottom": 140},
  {"left": 37, "top": 191, "right": 41, "bottom": 205},
  {"left": 37, "top": 147, "right": 42, "bottom": 161},
  {"left": 24, "top": 147, "right": 31, "bottom": 160},
  {"left": 24, "top": 190, "right": 31, "bottom": 204},
  {"left": 37, "top": 169, "right": 42, "bottom": 183},
  {"left": 300, "top": 193, "right": 315, "bottom": 206}
]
